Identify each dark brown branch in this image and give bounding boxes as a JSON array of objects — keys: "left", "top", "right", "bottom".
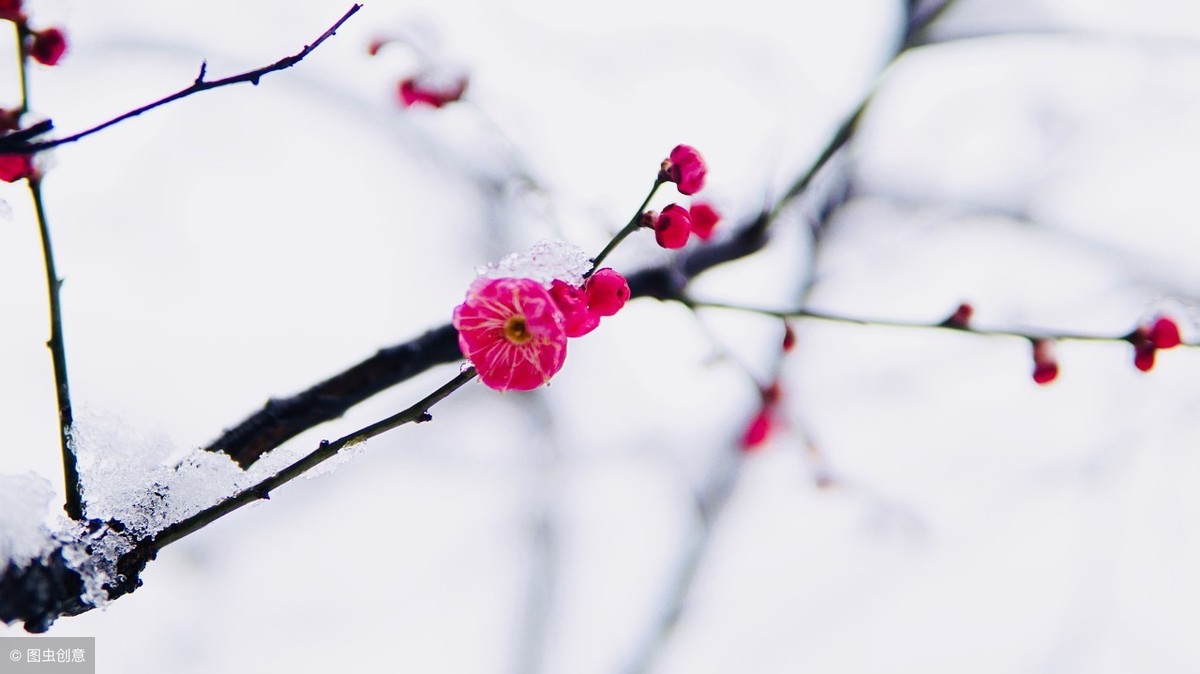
[
  {"left": 0, "top": 551, "right": 85, "bottom": 633},
  {"left": 0, "top": 366, "right": 473, "bottom": 632},
  {"left": 0, "top": 4, "right": 362, "bottom": 154},
  {"left": 31, "top": 176, "right": 81, "bottom": 520},
  {"left": 208, "top": 324, "right": 464, "bottom": 468}
]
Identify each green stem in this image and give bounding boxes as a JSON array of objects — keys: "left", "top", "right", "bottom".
[
  {"left": 588, "top": 178, "right": 663, "bottom": 274},
  {"left": 153, "top": 367, "right": 477, "bottom": 549}
]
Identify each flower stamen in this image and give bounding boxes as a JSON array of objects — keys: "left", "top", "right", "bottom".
[{"left": 505, "top": 315, "right": 533, "bottom": 344}]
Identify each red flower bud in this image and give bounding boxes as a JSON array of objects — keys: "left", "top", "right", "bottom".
[
  {"left": 1031, "top": 338, "right": 1058, "bottom": 385},
  {"left": 0, "top": 0, "right": 22, "bottom": 23},
  {"left": 942, "top": 302, "right": 973, "bottom": 329},
  {"left": 1133, "top": 342, "right": 1157, "bottom": 372},
  {"left": 688, "top": 202, "right": 720, "bottom": 241},
  {"left": 653, "top": 204, "right": 692, "bottom": 249},
  {"left": 1148, "top": 316, "right": 1182, "bottom": 349},
  {"left": 1032, "top": 362, "right": 1059, "bottom": 384},
  {"left": 29, "top": 27, "right": 66, "bottom": 66},
  {"left": 1125, "top": 315, "right": 1182, "bottom": 373},
  {"left": 0, "top": 153, "right": 33, "bottom": 182},
  {"left": 548, "top": 280, "right": 599, "bottom": 338},
  {"left": 584, "top": 268, "right": 629, "bottom": 317},
  {"left": 661, "top": 144, "right": 706, "bottom": 195},
  {"left": 739, "top": 408, "right": 773, "bottom": 451},
  {"left": 782, "top": 322, "right": 796, "bottom": 352}
]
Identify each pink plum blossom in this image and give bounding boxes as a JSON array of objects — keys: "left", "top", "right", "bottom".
[{"left": 452, "top": 277, "right": 567, "bottom": 391}]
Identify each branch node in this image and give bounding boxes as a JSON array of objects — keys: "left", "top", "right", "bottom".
[
  {"left": 416, "top": 412, "right": 433, "bottom": 423},
  {"left": 194, "top": 60, "right": 207, "bottom": 85}
]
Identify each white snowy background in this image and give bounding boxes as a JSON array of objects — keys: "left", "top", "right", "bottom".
[{"left": 3, "top": 0, "right": 1200, "bottom": 672}]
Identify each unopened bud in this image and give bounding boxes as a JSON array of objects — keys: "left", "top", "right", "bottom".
[{"left": 1030, "top": 338, "right": 1058, "bottom": 385}]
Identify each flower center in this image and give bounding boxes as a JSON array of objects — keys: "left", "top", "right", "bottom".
[{"left": 504, "top": 315, "right": 533, "bottom": 344}]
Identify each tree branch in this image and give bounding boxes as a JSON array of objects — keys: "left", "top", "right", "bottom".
[
  {"left": 0, "top": 4, "right": 362, "bottom": 154},
  {"left": 156, "top": 367, "right": 476, "bottom": 549},
  {"left": 207, "top": 323, "right": 463, "bottom": 467}
]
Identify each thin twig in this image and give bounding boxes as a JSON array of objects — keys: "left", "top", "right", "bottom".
[
  {"left": 622, "top": 457, "right": 740, "bottom": 674},
  {"left": 154, "top": 367, "right": 476, "bottom": 549},
  {"left": 589, "top": 178, "right": 664, "bottom": 274},
  {"left": 624, "top": 3, "right": 963, "bottom": 671},
  {"left": 689, "top": 301, "right": 1151, "bottom": 346},
  {"left": 769, "top": 0, "right": 958, "bottom": 222},
  {"left": 30, "top": 176, "right": 80, "bottom": 521},
  {"left": 14, "top": 23, "right": 28, "bottom": 115},
  {"left": 12, "top": 18, "right": 83, "bottom": 520},
  {"left": 0, "top": 4, "right": 362, "bottom": 154},
  {"left": 904, "top": 0, "right": 959, "bottom": 49}
]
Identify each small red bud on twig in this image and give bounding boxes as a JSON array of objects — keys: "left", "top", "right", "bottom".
[
  {"left": 941, "top": 302, "right": 973, "bottom": 329},
  {"left": 29, "top": 27, "right": 66, "bottom": 66},
  {"left": 1124, "top": 315, "right": 1182, "bottom": 373},
  {"left": 740, "top": 408, "right": 773, "bottom": 451},
  {"left": 782, "top": 322, "right": 796, "bottom": 352},
  {"left": 1030, "top": 338, "right": 1059, "bottom": 385}
]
